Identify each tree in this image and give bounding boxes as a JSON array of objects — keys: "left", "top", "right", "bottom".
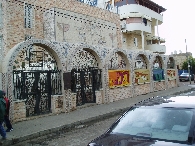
[{"left": 182, "top": 56, "right": 195, "bottom": 74}]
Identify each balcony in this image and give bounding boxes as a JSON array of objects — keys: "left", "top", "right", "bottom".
[
  {"left": 146, "top": 44, "right": 166, "bottom": 54},
  {"left": 118, "top": 4, "right": 163, "bottom": 24},
  {"left": 121, "top": 22, "right": 151, "bottom": 34}
]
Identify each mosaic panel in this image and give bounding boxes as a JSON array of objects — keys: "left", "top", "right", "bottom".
[
  {"left": 134, "top": 54, "right": 147, "bottom": 69},
  {"left": 108, "top": 52, "right": 126, "bottom": 70},
  {"left": 72, "top": 50, "right": 98, "bottom": 68},
  {"left": 153, "top": 56, "right": 162, "bottom": 69},
  {"left": 43, "top": 8, "right": 55, "bottom": 41},
  {"left": 108, "top": 70, "right": 130, "bottom": 88},
  {"left": 52, "top": 8, "right": 117, "bottom": 47},
  {"left": 13, "top": 45, "right": 58, "bottom": 70}
]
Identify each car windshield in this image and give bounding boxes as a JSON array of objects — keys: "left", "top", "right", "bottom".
[
  {"left": 181, "top": 73, "right": 189, "bottom": 76},
  {"left": 111, "top": 107, "right": 193, "bottom": 143}
]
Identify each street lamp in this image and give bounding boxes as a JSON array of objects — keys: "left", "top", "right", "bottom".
[{"left": 185, "top": 39, "right": 191, "bottom": 84}]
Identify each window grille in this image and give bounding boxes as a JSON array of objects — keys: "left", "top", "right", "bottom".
[{"left": 24, "top": 3, "right": 33, "bottom": 28}]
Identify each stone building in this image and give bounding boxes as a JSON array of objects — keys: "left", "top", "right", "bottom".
[
  {"left": 172, "top": 52, "right": 192, "bottom": 70},
  {"left": 0, "top": 0, "right": 178, "bottom": 123}
]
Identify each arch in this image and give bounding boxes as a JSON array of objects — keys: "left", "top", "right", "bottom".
[
  {"left": 106, "top": 48, "right": 132, "bottom": 69},
  {"left": 167, "top": 56, "right": 175, "bottom": 69},
  {"left": 152, "top": 54, "right": 165, "bottom": 69},
  {"left": 2, "top": 39, "right": 68, "bottom": 120},
  {"left": 66, "top": 44, "right": 104, "bottom": 70},
  {"left": 3, "top": 39, "right": 66, "bottom": 73}
]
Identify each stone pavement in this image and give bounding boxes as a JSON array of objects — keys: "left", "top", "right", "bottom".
[{"left": 1, "top": 84, "right": 195, "bottom": 145}]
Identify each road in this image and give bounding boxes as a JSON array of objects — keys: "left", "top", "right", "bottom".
[{"left": 14, "top": 81, "right": 195, "bottom": 146}]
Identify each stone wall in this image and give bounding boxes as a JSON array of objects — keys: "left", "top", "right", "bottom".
[
  {"left": 108, "top": 86, "right": 132, "bottom": 102},
  {"left": 134, "top": 83, "right": 151, "bottom": 96},
  {"left": 153, "top": 81, "right": 166, "bottom": 91},
  {"left": 1, "top": 0, "right": 122, "bottom": 54},
  {"left": 167, "top": 79, "right": 177, "bottom": 89},
  {"left": 96, "top": 89, "right": 103, "bottom": 104},
  {"left": 13, "top": 100, "right": 26, "bottom": 123},
  {"left": 51, "top": 95, "right": 64, "bottom": 114}
]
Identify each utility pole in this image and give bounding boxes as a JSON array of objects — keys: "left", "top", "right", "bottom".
[{"left": 185, "top": 39, "right": 191, "bottom": 84}]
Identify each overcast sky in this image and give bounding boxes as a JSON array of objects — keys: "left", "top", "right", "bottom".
[{"left": 152, "top": 0, "right": 194, "bottom": 57}]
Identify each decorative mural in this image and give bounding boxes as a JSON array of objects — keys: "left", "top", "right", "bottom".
[
  {"left": 52, "top": 8, "right": 117, "bottom": 47},
  {"left": 153, "top": 56, "right": 162, "bottom": 69},
  {"left": 153, "top": 69, "right": 164, "bottom": 81},
  {"left": 134, "top": 69, "right": 150, "bottom": 84},
  {"left": 109, "top": 70, "right": 130, "bottom": 88},
  {"left": 134, "top": 55, "right": 147, "bottom": 69},
  {"left": 167, "top": 69, "right": 176, "bottom": 80},
  {"left": 153, "top": 56, "right": 164, "bottom": 81},
  {"left": 79, "top": 0, "right": 98, "bottom": 6},
  {"left": 57, "top": 23, "right": 70, "bottom": 42},
  {"left": 108, "top": 52, "right": 126, "bottom": 70}
]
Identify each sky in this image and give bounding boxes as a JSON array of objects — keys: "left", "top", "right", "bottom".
[{"left": 152, "top": 0, "right": 195, "bottom": 57}]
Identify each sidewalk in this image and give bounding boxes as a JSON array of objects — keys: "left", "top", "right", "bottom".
[{"left": 1, "top": 84, "right": 195, "bottom": 145}]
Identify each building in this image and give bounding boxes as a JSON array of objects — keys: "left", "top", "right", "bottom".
[
  {"left": 0, "top": 0, "right": 178, "bottom": 123},
  {"left": 172, "top": 52, "right": 192, "bottom": 70}
]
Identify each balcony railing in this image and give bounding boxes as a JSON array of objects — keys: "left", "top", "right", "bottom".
[
  {"left": 146, "top": 44, "right": 166, "bottom": 54},
  {"left": 122, "top": 23, "right": 151, "bottom": 33},
  {"left": 118, "top": 4, "right": 163, "bottom": 23}
]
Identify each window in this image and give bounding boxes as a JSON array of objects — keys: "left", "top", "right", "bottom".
[
  {"left": 0, "top": 3, "right": 2, "bottom": 28},
  {"left": 24, "top": 3, "right": 33, "bottom": 28},
  {"left": 134, "top": 37, "right": 137, "bottom": 47}
]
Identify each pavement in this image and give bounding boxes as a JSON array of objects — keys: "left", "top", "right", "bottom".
[{"left": 1, "top": 83, "right": 195, "bottom": 145}]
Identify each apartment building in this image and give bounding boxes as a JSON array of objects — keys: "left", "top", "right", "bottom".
[{"left": 0, "top": 0, "right": 178, "bottom": 122}]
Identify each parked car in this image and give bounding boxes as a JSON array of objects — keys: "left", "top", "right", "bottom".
[
  {"left": 179, "top": 73, "right": 194, "bottom": 81},
  {"left": 88, "top": 96, "right": 195, "bottom": 146}
]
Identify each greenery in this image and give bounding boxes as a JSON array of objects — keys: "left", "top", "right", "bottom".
[{"left": 182, "top": 56, "right": 195, "bottom": 74}]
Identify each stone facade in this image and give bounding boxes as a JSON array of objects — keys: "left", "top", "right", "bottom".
[{"left": 0, "top": 0, "right": 178, "bottom": 123}]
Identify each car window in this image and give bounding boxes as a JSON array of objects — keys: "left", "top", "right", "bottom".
[
  {"left": 111, "top": 107, "right": 193, "bottom": 143},
  {"left": 181, "top": 73, "right": 188, "bottom": 75}
]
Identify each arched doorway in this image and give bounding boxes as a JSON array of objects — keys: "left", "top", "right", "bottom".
[
  {"left": 153, "top": 55, "right": 164, "bottom": 81},
  {"left": 12, "top": 43, "right": 62, "bottom": 117},
  {"left": 70, "top": 49, "right": 102, "bottom": 106}
]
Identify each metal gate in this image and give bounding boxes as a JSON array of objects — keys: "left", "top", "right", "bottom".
[
  {"left": 71, "top": 67, "right": 102, "bottom": 106},
  {"left": 13, "top": 70, "right": 62, "bottom": 117}
]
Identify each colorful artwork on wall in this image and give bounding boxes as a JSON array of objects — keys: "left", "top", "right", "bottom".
[
  {"left": 167, "top": 69, "right": 176, "bottom": 80},
  {"left": 153, "top": 69, "right": 165, "bottom": 81},
  {"left": 134, "top": 69, "right": 150, "bottom": 84},
  {"left": 109, "top": 70, "right": 130, "bottom": 88}
]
